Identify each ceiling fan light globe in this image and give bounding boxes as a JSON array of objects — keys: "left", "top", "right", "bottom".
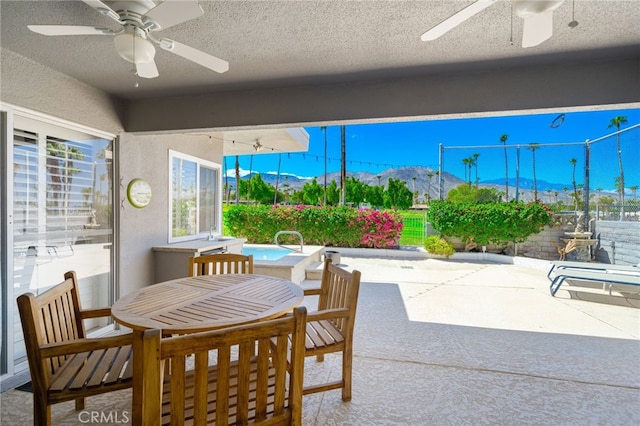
[{"left": 113, "top": 32, "right": 155, "bottom": 64}]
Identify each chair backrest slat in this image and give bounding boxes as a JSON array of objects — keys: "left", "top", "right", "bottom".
[
  {"left": 188, "top": 253, "right": 254, "bottom": 277},
  {"left": 17, "top": 271, "right": 86, "bottom": 384},
  {"left": 142, "top": 306, "right": 307, "bottom": 426},
  {"left": 318, "top": 260, "right": 361, "bottom": 333}
]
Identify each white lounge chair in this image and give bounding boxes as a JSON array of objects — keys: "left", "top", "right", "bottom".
[
  {"left": 546, "top": 261, "right": 639, "bottom": 281},
  {"left": 549, "top": 268, "right": 640, "bottom": 296}
]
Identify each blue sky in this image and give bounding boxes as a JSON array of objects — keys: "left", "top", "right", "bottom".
[{"left": 227, "top": 108, "right": 639, "bottom": 191}]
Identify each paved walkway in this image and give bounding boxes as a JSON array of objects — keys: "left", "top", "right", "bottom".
[
  {"left": 3, "top": 256, "right": 639, "bottom": 425},
  {"left": 300, "top": 256, "right": 639, "bottom": 425}
]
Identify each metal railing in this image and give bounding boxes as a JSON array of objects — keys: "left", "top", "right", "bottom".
[{"left": 274, "top": 230, "right": 304, "bottom": 252}]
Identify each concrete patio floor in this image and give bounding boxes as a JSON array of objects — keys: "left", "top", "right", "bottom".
[{"left": 2, "top": 255, "right": 639, "bottom": 425}]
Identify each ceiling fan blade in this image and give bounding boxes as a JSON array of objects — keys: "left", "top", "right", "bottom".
[
  {"left": 521, "top": 10, "right": 554, "bottom": 48},
  {"left": 159, "top": 39, "right": 229, "bottom": 73},
  {"left": 81, "top": 0, "right": 122, "bottom": 23},
  {"left": 144, "top": 0, "right": 204, "bottom": 31},
  {"left": 137, "top": 61, "right": 159, "bottom": 79},
  {"left": 28, "top": 25, "right": 115, "bottom": 36},
  {"left": 421, "top": 0, "right": 498, "bottom": 41}
]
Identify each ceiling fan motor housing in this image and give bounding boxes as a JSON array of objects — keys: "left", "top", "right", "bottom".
[{"left": 514, "top": 0, "right": 565, "bottom": 17}]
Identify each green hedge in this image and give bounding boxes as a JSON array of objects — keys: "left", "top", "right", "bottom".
[
  {"left": 224, "top": 205, "right": 404, "bottom": 248},
  {"left": 427, "top": 201, "right": 551, "bottom": 245}
]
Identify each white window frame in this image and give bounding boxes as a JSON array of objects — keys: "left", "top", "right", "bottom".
[{"left": 168, "top": 150, "right": 222, "bottom": 243}]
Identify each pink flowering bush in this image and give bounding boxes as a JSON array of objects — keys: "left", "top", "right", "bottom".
[
  {"left": 225, "top": 205, "right": 403, "bottom": 248},
  {"left": 356, "top": 210, "right": 404, "bottom": 248}
]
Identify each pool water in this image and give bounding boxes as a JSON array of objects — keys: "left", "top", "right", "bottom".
[{"left": 242, "top": 247, "right": 292, "bottom": 261}]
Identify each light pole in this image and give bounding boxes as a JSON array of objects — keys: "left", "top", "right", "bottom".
[{"left": 340, "top": 125, "right": 346, "bottom": 205}]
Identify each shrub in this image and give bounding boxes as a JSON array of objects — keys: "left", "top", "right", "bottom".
[
  {"left": 224, "top": 205, "right": 403, "bottom": 248},
  {"left": 357, "top": 209, "right": 404, "bottom": 248},
  {"left": 427, "top": 200, "right": 551, "bottom": 245},
  {"left": 423, "top": 236, "right": 455, "bottom": 258},
  {"left": 447, "top": 184, "right": 500, "bottom": 203}
]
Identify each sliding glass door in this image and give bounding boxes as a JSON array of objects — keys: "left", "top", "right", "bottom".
[{"left": 4, "top": 112, "right": 115, "bottom": 376}]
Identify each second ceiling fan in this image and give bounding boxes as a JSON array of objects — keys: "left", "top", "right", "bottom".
[{"left": 421, "top": 0, "right": 567, "bottom": 48}]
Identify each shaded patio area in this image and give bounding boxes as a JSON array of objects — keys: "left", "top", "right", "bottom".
[{"left": 2, "top": 256, "right": 639, "bottom": 425}]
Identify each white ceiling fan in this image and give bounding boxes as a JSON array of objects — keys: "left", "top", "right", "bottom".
[
  {"left": 27, "top": 0, "right": 229, "bottom": 79},
  {"left": 421, "top": 0, "right": 566, "bottom": 48}
]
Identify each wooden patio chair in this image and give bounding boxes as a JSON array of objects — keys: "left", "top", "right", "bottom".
[
  {"left": 303, "top": 259, "right": 361, "bottom": 401},
  {"left": 141, "top": 306, "right": 307, "bottom": 425},
  {"left": 16, "top": 271, "right": 133, "bottom": 426},
  {"left": 188, "top": 252, "right": 254, "bottom": 276}
]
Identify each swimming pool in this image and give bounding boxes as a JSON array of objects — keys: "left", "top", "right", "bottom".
[{"left": 243, "top": 246, "right": 292, "bottom": 261}]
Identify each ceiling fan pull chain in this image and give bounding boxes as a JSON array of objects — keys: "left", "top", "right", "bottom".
[
  {"left": 509, "top": 3, "right": 514, "bottom": 46},
  {"left": 132, "top": 32, "right": 139, "bottom": 87},
  {"left": 569, "top": 0, "right": 579, "bottom": 28}
]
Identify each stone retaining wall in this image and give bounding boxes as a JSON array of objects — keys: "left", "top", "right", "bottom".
[{"left": 505, "top": 223, "right": 575, "bottom": 260}]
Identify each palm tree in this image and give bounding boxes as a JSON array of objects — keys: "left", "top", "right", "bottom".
[
  {"left": 608, "top": 116, "right": 628, "bottom": 214},
  {"left": 570, "top": 158, "right": 578, "bottom": 210},
  {"left": 499, "top": 134, "right": 509, "bottom": 201},
  {"left": 462, "top": 158, "right": 469, "bottom": 183},
  {"left": 529, "top": 142, "right": 540, "bottom": 201},
  {"left": 473, "top": 153, "right": 479, "bottom": 187},
  {"left": 426, "top": 172, "right": 434, "bottom": 203},
  {"left": 630, "top": 185, "right": 639, "bottom": 200},
  {"left": 46, "top": 142, "right": 84, "bottom": 212},
  {"left": 461, "top": 157, "right": 474, "bottom": 186},
  {"left": 553, "top": 191, "right": 559, "bottom": 204},
  {"left": 376, "top": 175, "right": 382, "bottom": 186}
]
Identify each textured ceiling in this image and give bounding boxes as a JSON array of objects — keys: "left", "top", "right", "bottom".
[{"left": 1, "top": 0, "right": 639, "bottom": 101}]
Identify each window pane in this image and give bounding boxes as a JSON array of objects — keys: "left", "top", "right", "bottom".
[
  {"left": 172, "top": 157, "right": 197, "bottom": 238},
  {"left": 199, "top": 166, "right": 218, "bottom": 235},
  {"left": 170, "top": 151, "right": 221, "bottom": 242}
]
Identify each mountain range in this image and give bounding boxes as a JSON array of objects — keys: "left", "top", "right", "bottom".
[{"left": 225, "top": 166, "right": 617, "bottom": 203}]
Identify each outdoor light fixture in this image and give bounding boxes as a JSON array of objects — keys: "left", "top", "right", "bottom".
[{"left": 253, "top": 140, "right": 263, "bottom": 152}]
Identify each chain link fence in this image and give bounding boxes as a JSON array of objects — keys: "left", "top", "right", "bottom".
[
  {"left": 438, "top": 121, "right": 639, "bottom": 216},
  {"left": 595, "top": 204, "right": 640, "bottom": 222}
]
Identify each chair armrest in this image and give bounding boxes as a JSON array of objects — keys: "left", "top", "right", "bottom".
[
  {"left": 303, "top": 288, "right": 322, "bottom": 296},
  {"left": 79, "top": 307, "right": 112, "bottom": 319},
  {"left": 307, "top": 308, "right": 349, "bottom": 322},
  {"left": 40, "top": 334, "right": 132, "bottom": 359}
]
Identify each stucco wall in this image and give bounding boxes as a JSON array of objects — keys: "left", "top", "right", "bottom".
[
  {"left": 1, "top": 48, "right": 123, "bottom": 133},
  {"left": 593, "top": 221, "right": 640, "bottom": 266},
  {"left": 118, "top": 133, "right": 224, "bottom": 296}
]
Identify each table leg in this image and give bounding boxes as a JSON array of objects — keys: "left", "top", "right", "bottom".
[{"left": 131, "top": 329, "right": 144, "bottom": 425}]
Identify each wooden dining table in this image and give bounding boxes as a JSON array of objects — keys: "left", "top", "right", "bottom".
[{"left": 111, "top": 274, "right": 304, "bottom": 425}]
